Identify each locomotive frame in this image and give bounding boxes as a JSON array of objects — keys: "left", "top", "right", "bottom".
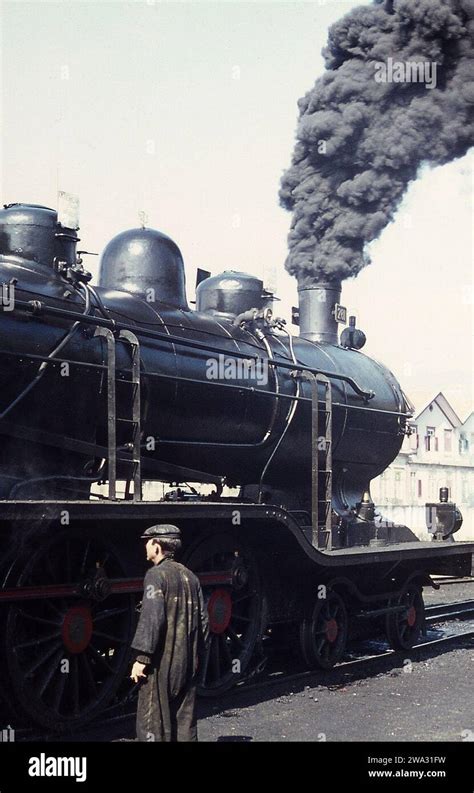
[{"left": 0, "top": 303, "right": 471, "bottom": 731}]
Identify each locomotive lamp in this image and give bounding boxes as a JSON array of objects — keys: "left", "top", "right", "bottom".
[
  {"left": 426, "top": 487, "right": 463, "bottom": 541},
  {"left": 340, "top": 316, "right": 367, "bottom": 350}
]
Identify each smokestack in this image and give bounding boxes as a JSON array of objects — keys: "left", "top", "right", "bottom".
[{"left": 298, "top": 279, "right": 341, "bottom": 345}]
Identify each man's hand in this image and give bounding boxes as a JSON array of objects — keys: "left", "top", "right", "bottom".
[{"left": 130, "top": 661, "right": 148, "bottom": 683}]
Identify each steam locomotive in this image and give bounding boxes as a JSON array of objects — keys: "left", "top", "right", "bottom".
[{"left": 0, "top": 202, "right": 471, "bottom": 731}]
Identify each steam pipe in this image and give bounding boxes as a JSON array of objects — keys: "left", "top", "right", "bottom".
[{"left": 9, "top": 298, "right": 373, "bottom": 399}]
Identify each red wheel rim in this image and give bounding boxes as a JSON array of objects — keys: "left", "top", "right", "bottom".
[
  {"left": 406, "top": 605, "right": 417, "bottom": 627},
  {"left": 208, "top": 589, "right": 232, "bottom": 634},
  {"left": 325, "top": 618, "right": 338, "bottom": 643},
  {"left": 61, "top": 605, "right": 93, "bottom": 654}
]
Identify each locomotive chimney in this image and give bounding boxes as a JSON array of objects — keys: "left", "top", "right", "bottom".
[{"left": 297, "top": 279, "right": 341, "bottom": 345}]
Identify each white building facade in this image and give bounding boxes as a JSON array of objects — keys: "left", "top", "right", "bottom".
[{"left": 371, "top": 393, "right": 474, "bottom": 541}]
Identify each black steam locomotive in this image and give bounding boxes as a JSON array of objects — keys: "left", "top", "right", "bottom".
[{"left": 0, "top": 202, "right": 471, "bottom": 731}]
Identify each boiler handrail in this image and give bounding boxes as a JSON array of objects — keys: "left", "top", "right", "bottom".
[{"left": 9, "top": 297, "right": 375, "bottom": 401}]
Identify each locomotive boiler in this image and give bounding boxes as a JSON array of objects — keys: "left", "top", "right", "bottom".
[
  {"left": 0, "top": 204, "right": 407, "bottom": 513},
  {"left": 0, "top": 202, "right": 470, "bottom": 731}
]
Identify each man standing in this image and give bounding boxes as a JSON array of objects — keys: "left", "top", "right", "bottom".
[{"left": 130, "top": 524, "right": 209, "bottom": 742}]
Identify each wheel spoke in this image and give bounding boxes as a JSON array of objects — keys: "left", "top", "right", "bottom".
[
  {"left": 219, "top": 634, "right": 233, "bottom": 667},
  {"left": 199, "top": 642, "right": 212, "bottom": 685},
  {"left": 15, "top": 630, "right": 62, "bottom": 650},
  {"left": 93, "top": 607, "right": 129, "bottom": 622},
  {"left": 210, "top": 635, "right": 221, "bottom": 680},
  {"left": 23, "top": 640, "right": 63, "bottom": 677},
  {"left": 71, "top": 656, "right": 80, "bottom": 716},
  {"left": 80, "top": 540, "right": 92, "bottom": 576},
  {"left": 232, "top": 591, "right": 255, "bottom": 604},
  {"left": 6, "top": 531, "right": 134, "bottom": 728},
  {"left": 15, "top": 609, "right": 61, "bottom": 627},
  {"left": 185, "top": 537, "right": 261, "bottom": 694},
  {"left": 44, "top": 599, "right": 65, "bottom": 618},
  {"left": 301, "top": 591, "right": 347, "bottom": 669},
  {"left": 80, "top": 652, "right": 99, "bottom": 699},
  {"left": 37, "top": 647, "right": 65, "bottom": 697},
  {"left": 92, "top": 630, "right": 127, "bottom": 644},
  {"left": 232, "top": 613, "right": 251, "bottom": 623},
  {"left": 315, "top": 635, "right": 326, "bottom": 653},
  {"left": 51, "top": 662, "right": 68, "bottom": 713},
  {"left": 386, "top": 587, "right": 424, "bottom": 650}
]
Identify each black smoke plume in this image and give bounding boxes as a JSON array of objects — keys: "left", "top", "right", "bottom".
[{"left": 280, "top": 0, "right": 474, "bottom": 285}]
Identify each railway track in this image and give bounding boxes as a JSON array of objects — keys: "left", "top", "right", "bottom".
[
  {"left": 228, "top": 597, "right": 474, "bottom": 695},
  {"left": 425, "top": 598, "right": 474, "bottom": 623},
  {"left": 240, "top": 626, "right": 474, "bottom": 697},
  {"left": 15, "top": 597, "right": 474, "bottom": 742}
]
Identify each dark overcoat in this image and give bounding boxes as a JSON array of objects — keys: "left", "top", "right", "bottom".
[{"left": 132, "top": 557, "right": 209, "bottom": 741}]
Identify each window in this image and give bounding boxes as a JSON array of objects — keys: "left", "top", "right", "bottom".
[
  {"left": 410, "top": 425, "right": 419, "bottom": 451},
  {"left": 417, "top": 479, "right": 422, "bottom": 497},
  {"left": 444, "top": 429, "right": 452, "bottom": 452},
  {"left": 425, "top": 427, "right": 437, "bottom": 452}
]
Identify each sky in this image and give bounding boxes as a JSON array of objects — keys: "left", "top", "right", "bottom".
[{"left": 1, "top": 0, "right": 472, "bottom": 421}]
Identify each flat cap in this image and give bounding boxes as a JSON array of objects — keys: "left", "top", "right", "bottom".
[{"left": 140, "top": 523, "right": 181, "bottom": 540}]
